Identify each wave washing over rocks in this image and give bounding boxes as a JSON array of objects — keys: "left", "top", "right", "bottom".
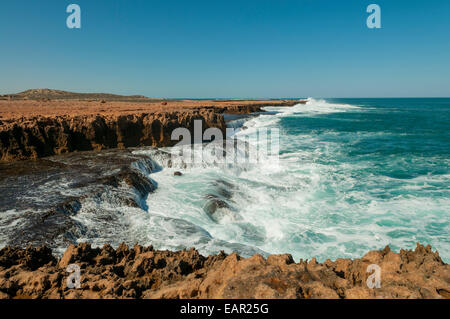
[
  {"left": 0, "top": 149, "right": 156, "bottom": 254},
  {"left": 0, "top": 148, "right": 449, "bottom": 299},
  {"left": 0, "top": 147, "right": 269, "bottom": 258}
]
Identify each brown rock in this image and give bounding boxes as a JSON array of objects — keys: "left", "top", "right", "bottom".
[
  {"left": 0, "top": 243, "right": 448, "bottom": 299},
  {"left": 0, "top": 99, "right": 299, "bottom": 162}
]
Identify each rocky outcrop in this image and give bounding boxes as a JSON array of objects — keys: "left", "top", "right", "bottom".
[
  {"left": 0, "top": 243, "right": 448, "bottom": 299},
  {"left": 0, "top": 99, "right": 302, "bottom": 162},
  {"left": 0, "top": 110, "right": 224, "bottom": 162}
]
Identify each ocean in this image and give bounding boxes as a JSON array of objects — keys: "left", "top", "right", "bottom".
[
  {"left": 1, "top": 98, "right": 449, "bottom": 262},
  {"left": 129, "top": 98, "right": 450, "bottom": 262}
]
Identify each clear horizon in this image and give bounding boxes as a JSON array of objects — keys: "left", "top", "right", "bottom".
[{"left": 1, "top": 0, "right": 449, "bottom": 98}]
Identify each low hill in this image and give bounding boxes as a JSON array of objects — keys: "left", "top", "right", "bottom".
[{"left": 1, "top": 89, "right": 164, "bottom": 102}]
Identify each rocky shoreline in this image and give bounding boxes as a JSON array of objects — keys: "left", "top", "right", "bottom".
[
  {"left": 0, "top": 98, "right": 300, "bottom": 162},
  {"left": 2, "top": 92, "right": 448, "bottom": 300},
  {"left": 0, "top": 243, "right": 448, "bottom": 299}
]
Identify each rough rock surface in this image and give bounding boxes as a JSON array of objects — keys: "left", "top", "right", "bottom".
[
  {"left": 0, "top": 110, "right": 224, "bottom": 162},
  {"left": 0, "top": 243, "right": 448, "bottom": 299},
  {"left": 0, "top": 99, "right": 300, "bottom": 162}
]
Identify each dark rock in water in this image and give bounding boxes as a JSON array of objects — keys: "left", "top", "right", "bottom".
[
  {"left": 241, "top": 126, "right": 248, "bottom": 130},
  {"left": 202, "top": 179, "right": 238, "bottom": 223},
  {"left": 174, "top": 171, "right": 183, "bottom": 176},
  {"left": 203, "top": 194, "right": 240, "bottom": 223},
  {"left": 204, "top": 194, "right": 230, "bottom": 213}
]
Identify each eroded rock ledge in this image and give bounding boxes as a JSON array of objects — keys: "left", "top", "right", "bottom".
[
  {"left": 0, "top": 99, "right": 300, "bottom": 162},
  {"left": 0, "top": 110, "right": 224, "bottom": 162},
  {"left": 0, "top": 243, "right": 448, "bottom": 299}
]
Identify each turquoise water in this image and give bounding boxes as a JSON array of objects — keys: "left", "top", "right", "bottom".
[{"left": 134, "top": 98, "right": 450, "bottom": 262}]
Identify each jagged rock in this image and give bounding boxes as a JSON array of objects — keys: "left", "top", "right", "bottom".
[
  {"left": 0, "top": 246, "right": 56, "bottom": 270},
  {"left": 0, "top": 243, "right": 448, "bottom": 299}
]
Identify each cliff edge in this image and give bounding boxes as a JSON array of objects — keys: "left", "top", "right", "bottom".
[{"left": 0, "top": 99, "right": 300, "bottom": 162}]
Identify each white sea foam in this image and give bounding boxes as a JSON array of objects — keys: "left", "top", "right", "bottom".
[
  {"left": 263, "top": 98, "right": 361, "bottom": 117},
  {"left": 132, "top": 98, "right": 450, "bottom": 262}
]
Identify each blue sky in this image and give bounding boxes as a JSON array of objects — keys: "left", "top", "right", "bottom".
[{"left": 1, "top": 0, "right": 449, "bottom": 98}]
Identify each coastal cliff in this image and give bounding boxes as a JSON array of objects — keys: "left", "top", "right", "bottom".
[
  {"left": 0, "top": 98, "right": 300, "bottom": 162},
  {"left": 0, "top": 243, "right": 448, "bottom": 299},
  {"left": 0, "top": 110, "right": 224, "bottom": 162}
]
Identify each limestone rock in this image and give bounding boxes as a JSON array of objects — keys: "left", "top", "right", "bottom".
[{"left": 0, "top": 243, "right": 448, "bottom": 299}]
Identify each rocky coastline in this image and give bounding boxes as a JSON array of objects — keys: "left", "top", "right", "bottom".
[
  {"left": 1, "top": 92, "right": 448, "bottom": 300},
  {"left": 0, "top": 97, "right": 300, "bottom": 162},
  {"left": 0, "top": 243, "right": 448, "bottom": 299}
]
